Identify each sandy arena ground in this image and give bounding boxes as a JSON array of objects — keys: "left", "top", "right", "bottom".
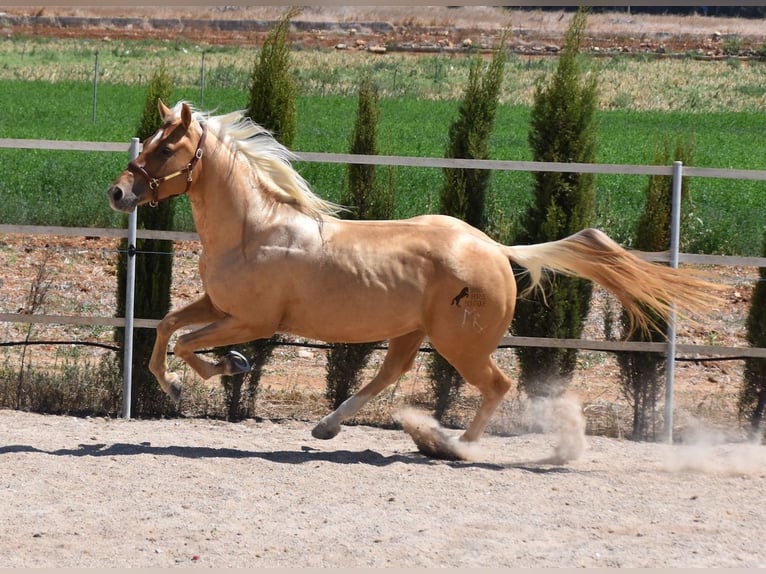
[{"left": 1, "top": 408, "right": 765, "bottom": 568}]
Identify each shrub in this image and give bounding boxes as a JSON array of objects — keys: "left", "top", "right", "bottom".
[
  {"left": 722, "top": 35, "right": 742, "bottom": 56},
  {"left": 616, "top": 137, "right": 693, "bottom": 441},
  {"left": 246, "top": 7, "right": 299, "bottom": 147},
  {"left": 217, "top": 9, "right": 301, "bottom": 420},
  {"left": 739, "top": 230, "right": 766, "bottom": 437}
]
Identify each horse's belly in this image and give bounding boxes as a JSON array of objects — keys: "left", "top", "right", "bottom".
[
  {"left": 203, "top": 263, "right": 425, "bottom": 342},
  {"left": 278, "top": 289, "right": 424, "bottom": 343}
]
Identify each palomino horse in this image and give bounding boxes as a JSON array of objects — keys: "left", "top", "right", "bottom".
[{"left": 108, "top": 100, "right": 718, "bottom": 454}]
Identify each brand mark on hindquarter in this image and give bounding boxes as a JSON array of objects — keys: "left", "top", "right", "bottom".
[
  {"left": 451, "top": 287, "right": 469, "bottom": 307},
  {"left": 450, "top": 286, "right": 486, "bottom": 308}
]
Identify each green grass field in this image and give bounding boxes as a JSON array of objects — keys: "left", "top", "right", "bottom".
[{"left": 1, "top": 36, "right": 765, "bottom": 256}]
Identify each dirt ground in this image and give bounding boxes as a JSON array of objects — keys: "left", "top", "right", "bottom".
[{"left": 1, "top": 408, "right": 765, "bottom": 568}]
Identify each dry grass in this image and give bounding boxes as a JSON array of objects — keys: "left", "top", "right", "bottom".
[{"left": 2, "top": 34, "right": 765, "bottom": 112}]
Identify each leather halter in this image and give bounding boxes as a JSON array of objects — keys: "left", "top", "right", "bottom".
[{"left": 127, "top": 123, "right": 207, "bottom": 207}]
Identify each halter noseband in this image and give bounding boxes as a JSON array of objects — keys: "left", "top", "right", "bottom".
[{"left": 127, "top": 123, "right": 207, "bottom": 207}]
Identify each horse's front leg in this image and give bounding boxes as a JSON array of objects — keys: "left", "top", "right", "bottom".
[{"left": 149, "top": 294, "right": 224, "bottom": 402}]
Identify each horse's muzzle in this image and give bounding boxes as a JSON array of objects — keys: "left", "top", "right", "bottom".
[{"left": 107, "top": 183, "right": 139, "bottom": 213}]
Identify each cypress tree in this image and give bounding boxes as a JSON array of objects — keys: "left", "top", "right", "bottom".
[
  {"left": 217, "top": 8, "right": 300, "bottom": 420},
  {"left": 246, "top": 7, "right": 299, "bottom": 147},
  {"left": 325, "top": 75, "right": 394, "bottom": 410},
  {"left": 739, "top": 230, "right": 766, "bottom": 437},
  {"left": 115, "top": 64, "right": 177, "bottom": 417},
  {"left": 513, "top": 7, "right": 598, "bottom": 398},
  {"left": 429, "top": 29, "right": 509, "bottom": 423},
  {"left": 439, "top": 28, "right": 509, "bottom": 230},
  {"left": 617, "top": 137, "right": 693, "bottom": 440}
]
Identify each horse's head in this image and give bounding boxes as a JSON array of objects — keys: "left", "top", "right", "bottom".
[{"left": 107, "top": 99, "right": 206, "bottom": 212}]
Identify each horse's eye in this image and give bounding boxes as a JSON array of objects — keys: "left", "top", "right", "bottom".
[{"left": 160, "top": 145, "right": 173, "bottom": 158}]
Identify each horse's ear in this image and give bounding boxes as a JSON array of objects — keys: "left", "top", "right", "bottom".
[
  {"left": 157, "top": 99, "right": 171, "bottom": 122},
  {"left": 181, "top": 103, "right": 192, "bottom": 131}
]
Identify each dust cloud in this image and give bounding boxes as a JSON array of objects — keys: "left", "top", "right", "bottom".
[
  {"left": 663, "top": 419, "right": 766, "bottom": 476},
  {"left": 396, "top": 392, "right": 588, "bottom": 464},
  {"left": 395, "top": 407, "right": 487, "bottom": 461}
]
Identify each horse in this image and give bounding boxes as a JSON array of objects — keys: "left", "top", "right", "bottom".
[{"left": 107, "top": 99, "right": 720, "bottom": 457}]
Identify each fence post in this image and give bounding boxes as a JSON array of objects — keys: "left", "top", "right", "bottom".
[
  {"left": 92, "top": 51, "right": 99, "bottom": 124},
  {"left": 664, "top": 160, "right": 683, "bottom": 443},
  {"left": 121, "top": 137, "right": 140, "bottom": 419},
  {"left": 199, "top": 51, "right": 206, "bottom": 107}
]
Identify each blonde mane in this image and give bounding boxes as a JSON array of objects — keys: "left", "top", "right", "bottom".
[{"left": 169, "top": 101, "right": 342, "bottom": 218}]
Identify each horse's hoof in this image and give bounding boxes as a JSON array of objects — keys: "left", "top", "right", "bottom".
[
  {"left": 223, "top": 350, "right": 251, "bottom": 375},
  {"left": 167, "top": 378, "right": 182, "bottom": 404},
  {"left": 312, "top": 420, "right": 341, "bottom": 440}
]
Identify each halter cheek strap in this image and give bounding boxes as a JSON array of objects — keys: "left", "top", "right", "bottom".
[{"left": 128, "top": 123, "right": 208, "bottom": 207}]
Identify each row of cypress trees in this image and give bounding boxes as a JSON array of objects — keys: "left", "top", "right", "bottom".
[{"left": 116, "top": 7, "right": 766, "bottom": 441}]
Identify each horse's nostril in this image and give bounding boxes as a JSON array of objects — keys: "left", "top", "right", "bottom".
[{"left": 109, "top": 186, "right": 124, "bottom": 202}]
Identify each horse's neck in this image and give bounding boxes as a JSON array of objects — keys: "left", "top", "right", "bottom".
[
  {"left": 188, "top": 147, "right": 294, "bottom": 256},
  {"left": 189, "top": 151, "right": 253, "bottom": 252}
]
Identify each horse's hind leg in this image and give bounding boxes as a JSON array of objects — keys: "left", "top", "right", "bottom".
[
  {"left": 456, "top": 359, "right": 512, "bottom": 442},
  {"left": 312, "top": 331, "right": 425, "bottom": 440}
]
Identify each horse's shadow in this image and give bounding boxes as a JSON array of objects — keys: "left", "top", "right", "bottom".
[
  {"left": 0, "top": 442, "right": 413, "bottom": 466},
  {"left": 0, "top": 442, "right": 573, "bottom": 473}
]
